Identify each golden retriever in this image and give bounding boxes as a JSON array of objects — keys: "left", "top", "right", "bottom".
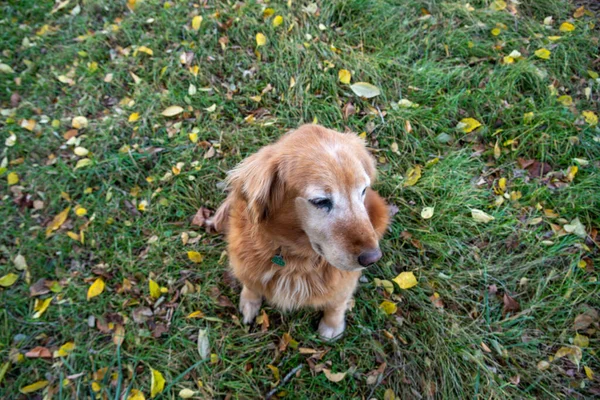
[{"left": 211, "top": 124, "right": 389, "bottom": 339}]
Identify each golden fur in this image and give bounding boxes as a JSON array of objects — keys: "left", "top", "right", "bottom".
[{"left": 212, "top": 124, "right": 389, "bottom": 339}]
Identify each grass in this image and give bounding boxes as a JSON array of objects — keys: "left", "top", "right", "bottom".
[{"left": 1, "top": 0, "right": 599, "bottom": 398}]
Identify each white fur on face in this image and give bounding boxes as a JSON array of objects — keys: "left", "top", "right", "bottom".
[{"left": 296, "top": 177, "right": 372, "bottom": 271}]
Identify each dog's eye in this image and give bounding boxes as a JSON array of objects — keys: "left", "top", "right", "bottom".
[
  {"left": 362, "top": 187, "right": 367, "bottom": 196},
  {"left": 309, "top": 198, "right": 333, "bottom": 212}
]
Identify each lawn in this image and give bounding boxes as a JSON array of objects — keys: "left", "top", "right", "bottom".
[{"left": 1, "top": 0, "right": 599, "bottom": 398}]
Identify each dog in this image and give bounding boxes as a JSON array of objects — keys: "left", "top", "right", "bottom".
[{"left": 211, "top": 124, "right": 389, "bottom": 339}]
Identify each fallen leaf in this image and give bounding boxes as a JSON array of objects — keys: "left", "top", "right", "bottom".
[
  {"left": 113, "top": 324, "right": 125, "bottom": 346},
  {"left": 187, "top": 311, "right": 204, "bottom": 319},
  {"left": 192, "top": 207, "right": 212, "bottom": 227},
  {"left": 555, "top": 346, "right": 582, "bottom": 366},
  {"left": 7, "top": 172, "right": 19, "bottom": 186},
  {"left": 457, "top": 118, "right": 482, "bottom": 133},
  {"left": 573, "top": 333, "right": 589, "bottom": 348},
  {"left": 128, "top": 389, "right": 145, "bottom": 400},
  {"left": 534, "top": 48, "right": 551, "bottom": 59},
  {"left": 256, "top": 33, "right": 267, "bottom": 46},
  {"left": 557, "top": 95, "right": 573, "bottom": 106},
  {"left": 323, "top": 369, "right": 346, "bottom": 382},
  {"left": 45, "top": 206, "right": 71, "bottom": 237},
  {"left": 537, "top": 360, "right": 550, "bottom": 371},
  {"left": 267, "top": 365, "right": 280, "bottom": 383},
  {"left": 563, "top": 218, "right": 586, "bottom": 238},
  {"left": 161, "top": 106, "right": 184, "bottom": 117},
  {"left": 573, "top": 313, "right": 594, "bottom": 330},
  {"left": 55, "top": 341, "right": 75, "bottom": 357},
  {"left": 421, "top": 207, "right": 434, "bottom": 219},
  {"left": 584, "top": 366, "right": 594, "bottom": 380},
  {"left": 20, "top": 380, "right": 49, "bottom": 394},
  {"left": 490, "top": 0, "right": 507, "bottom": 11},
  {"left": 384, "top": 388, "right": 396, "bottom": 400},
  {"left": 136, "top": 46, "right": 153, "bottom": 56},
  {"left": 25, "top": 346, "right": 51, "bottom": 358},
  {"left": 374, "top": 278, "right": 394, "bottom": 294},
  {"left": 350, "top": 82, "right": 381, "bottom": 98},
  {"left": 273, "top": 15, "right": 283, "bottom": 27},
  {"left": 503, "top": 293, "right": 520, "bottom": 313},
  {"left": 559, "top": 22, "right": 575, "bottom": 32},
  {"left": 32, "top": 297, "right": 52, "bottom": 318},
  {"left": 129, "top": 112, "right": 140, "bottom": 122},
  {"left": 150, "top": 368, "right": 165, "bottom": 398},
  {"left": 149, "top": 279, "right": 161, "bottom": 299},
  {"left": 188, "top": 251, "right": 203, "bottom": 263},
  {"left": 0, "top": 362, "right": 8, "bottom": 386},
  {"left": 471, "top": 209, "right": 495, "bottom": 223},
  {"left": 338, "top": 69, "right": 351, "bottom": 84},
  {"left": 0, "top": 63, "right": 15, "bottom": 73},
  {"left": 582, "top": 111, "right": 598, "bottom": 126},
  {"left": 393, "top": 271, "right": 418, "bottom": 289},
  {"left": 0, "top": 273, "right": 18, "bottom": 287},
  {"left": 403, "top": 165, "right": 422, "bottom": 187},
  {"left": 87, "top": 278, "right": 105, "bottom": 300},
  {"left": 192, "top": 15, "right": 203, "bottom": 31},
  {"left": 179, "top": 389, "right": 196, "bottom": 399},
  {"left": 72, "top": 116, "right": 88, "bottom": 129},
  {"left": 379, "top": 300, "right": 397, "bottom": 315}
]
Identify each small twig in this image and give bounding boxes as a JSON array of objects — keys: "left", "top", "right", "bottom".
[
  {"left": 366, "top": 368, "right": 395, "bottom": 400},
  {"left": 265, "top": 364, "right": 303, "bottom": 400}
]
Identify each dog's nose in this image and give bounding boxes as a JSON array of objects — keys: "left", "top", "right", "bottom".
[{"left": 358, "top": 248, "right": 382, "bottom": 267}]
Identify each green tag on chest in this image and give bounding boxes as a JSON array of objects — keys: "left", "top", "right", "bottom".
[{"left": 271, "top": 254, "right": 286, "bottom": 267}]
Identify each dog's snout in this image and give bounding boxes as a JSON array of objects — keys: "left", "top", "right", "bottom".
[{"left": 358, "top": 248, "right": 382, "bottom": 267}]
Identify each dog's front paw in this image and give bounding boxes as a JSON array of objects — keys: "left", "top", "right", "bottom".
[
  {"left": 240, "top": 298, "right": 262, "bottom": 324},
  {"left": 318, "top": 319, "right": 345, "bottom": 341}
]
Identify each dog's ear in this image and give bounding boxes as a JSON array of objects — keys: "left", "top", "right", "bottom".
[{"left": 227, "top": 147, "right": 284, "bottom": 223}]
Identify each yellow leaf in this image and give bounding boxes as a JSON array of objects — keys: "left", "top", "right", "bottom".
[
  {"left": 458, "top": 118, "right": 482, "bottom": 133},
  {"left": 189, "top": 65, "right": 199, "bottom": 77},
  {"left": 523, "top": 112, "right": 534, "bottom": 124},
  {"left": 498, "top": 177, "right": 507, "bottom": 192},
  {"left": 393, "top": 271, "right": 418, "bottom": 289},
  {"left": 566, "top": 166, "right": 578, "bottom": 182},
  {"left": 350, "top": 82, "right": 381, "bottom": 98},
  {"left": 33, "top": 297, "right": 52, "bottom": 318},
  {"left": 129, "top": 112, "right": 140, "bottom": 122},
  {"left": 149, "top": 279, "right": 161, "bottom": 299},
  {"left": 491, "top": 28, "right": 501, "bottom": 36},
  {"left": 188, "top": 251, "right": 203, "bottom": 263},
  {"left": 421, "top": 207, "right": 434, "bottom": 219},
  {"left": 150, "top": 368, "right": 165, "bottom": 398},
  {"left": 21, "top": 119, "right": 36, "bottom": 131},
  {"left": 87, "top": 278, "right": 105, "bottom": 300},
  {"left": 534, "top": 48, "right": 551, "bottom": 59},
  {"left": 557, "top": 95, "right": 573, "bottom": 106},
  {"left": 471, "top": 209, "right": 495, "bottom": 223},
  {"left": 273, "top": 15, "right": 283, "bottom": 27},
  {"left": 559, "top": 22, "right": 575, "bottom": 32},
  {"left": 573, "top": 333, "right": 589, "bottom": 348},
  {"left": 189, "top": 133, "right": 198, "bottom": 143},
  {"left": 494, "top": 140, "right": 501, "bottom": 159},
  {"left": 192, "top": 15, "right": 203, "bottom": 31},
  {"left": 75, "top": 206, "right": 87, "bottom": 216},
  {"left": 548, "top": 35, "right": 562, "bottom": 41},
  {"left": 379, "top": 300, "right": 397, "bottom": 315},
  {"left": 0, "top": 361, "right": 9, "bottom": 386},
  {"left": 137, "top": 200, "right": 148, "bottom": 211},
  {"left": 384, "top": 388, "right": 396, "bottom": 400},
  {"left": 137, "top": 46, "right": 153, "bottom": 56},
  {"left": 128, "top": 389, "right": 145, "bottom": 400},
  {"left": 179, "top": 389, "right": 196, "bottom": 398},
  {"left": 56, "top": 342, "right": 76, "bottom": 357},
  {"left": 74, "top": 147, "right": 89, "bottom": 156},
  {"left": 403, "top": 165, "right": 422, "bottom": 187},
  {"left": 584, "top": 366, "right": 594, "bottom": 380},
  {"left": 72, "top": 116, "right": 88, "bottom": 129},
  {"left": 46, "top": 207, "right": 71, "bottom": 237},
  {"left": 256, "top": 33, "right": 267, "bottom": 46},
  {"left": 20, "top": 380, "right": 49, "bottom": 394},
  {"left": 7, "top": 172, "right": 19, "bottom": 186},
  {"left": 267, "top": 364, "right": 280, "bottom": 382},
  {"left": 92, "top": 381, "right": 101, "bottom": 392},
  {"left": 338, "top": 69, "right": 351, "bottom": 84},
  {"left": 249, "top": 95, "right": 262, "bottom": 102},
  {"left": 374, "top": 278, "right": 394, "bottom": 294},
  {"left": 263, "top": 8, "right": 275, "bottom": 18},
  {"left": 0, "top": 273, "right": 18, "bottom": 287},
  {"left": 187, "top": 311, "right": 204, "bottom": 318},
  {"left": 588, "top": 70, "right": 599, "bottom": 79},
  {"left": 161, "top": 106, "right": 184, "bottom": 116},
  {"left": 490, "top": 0, "right": 507, "bottom": 11},
  {"left": 582, "top": 111, "right": 598, "bottom": 126}
]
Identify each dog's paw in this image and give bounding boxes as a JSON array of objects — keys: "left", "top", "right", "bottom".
[
  {"left": 240, "top": 298, "right": 262, "bottom": 324},
  {"left": 318, "top": 319, "right": 345, "bottom": 341}
]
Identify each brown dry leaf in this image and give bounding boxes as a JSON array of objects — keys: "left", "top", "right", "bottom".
[
  {"left": 573, "top": 313, "right": 594, "bottom": 330},
  {"left": 25, "top": 346, "right": 52, "bottom": 358},
  {"left": 29, "top": 278, "right": 50, "bottom": 297},
  {"left": 322, "top": 369, "right": 347, "bottom": 382},
  {"left": 192, "top": 207, "right": 212, "bottom": 227},
  {"left": 257, "top": 309, "right": 270, "bottom": 332},
  {"left": 555, "top": 346, "right": 582, "bottom": 366},
  {"left": 113, "top": 324, "right": 125, "bottom": 346},
  {"left": 503, "top": 293, "right": 520, "bottom": 313}
]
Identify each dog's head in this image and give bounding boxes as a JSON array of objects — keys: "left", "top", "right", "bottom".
[{"left": 228, "top": 124, "right": 384, "bottom": 271}]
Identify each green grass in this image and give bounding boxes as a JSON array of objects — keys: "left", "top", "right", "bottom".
[{"left": 1, "top": 0, "right": 599, "bottom": 398}]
